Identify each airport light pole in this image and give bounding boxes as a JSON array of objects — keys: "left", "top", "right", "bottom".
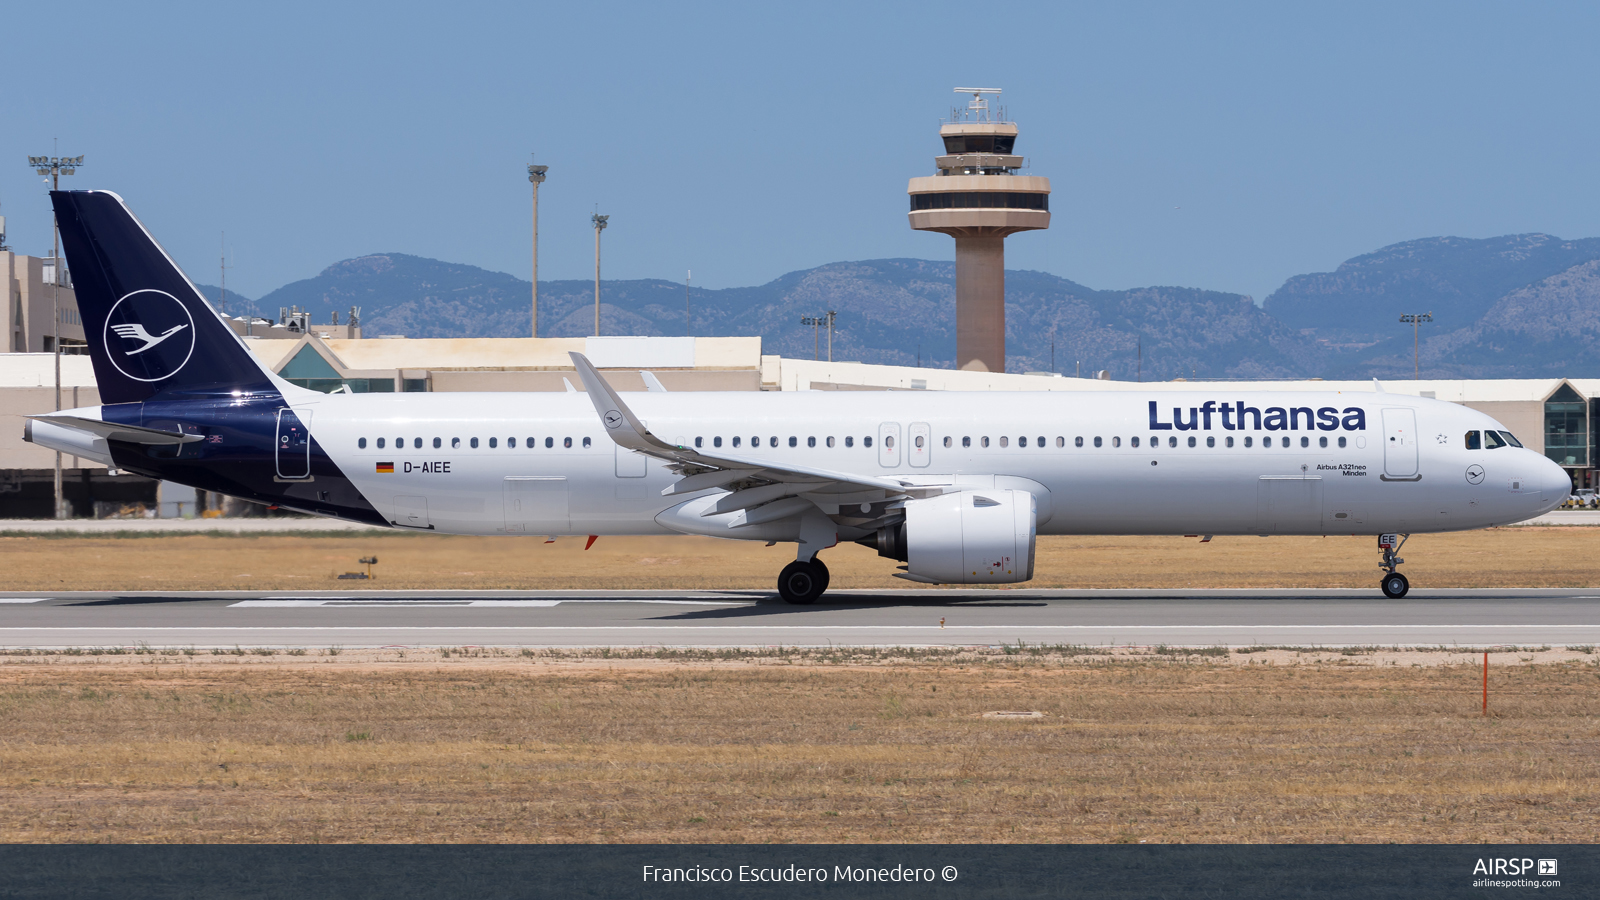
[
  {"left": 1399, "top": 312, "right": 1432, "bottom": 380},
  {"left": 801, "top": 315, "right": 823, "bottom": 360},
  {"left": 29, "top": 153, "right": 83, "bottom": 520},
  {"left": 591, "top": 212, "right": 608, "bottom": 336},
  {"left": 528, "top": 161, "right": 547, "bottom": 337}
]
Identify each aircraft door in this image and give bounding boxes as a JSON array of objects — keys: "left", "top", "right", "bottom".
[
  {"left": 908, "top": 422, "right": 931, "bottom": 467},
  {"left": 393, "top": 495, "right": 430, "bottom": 529},
  {"left": 504, "top": 476, "right": 570, "bottom": 533},
  {"left": 878, "top": 422, "right": 901, "bottom": 468},
  {"left": 1382, "top": 408, "right": 1419, "bottom": 478},
  {"left": 275, "top": 408, "right": 311, "bottom": 480},
  {"left": 1257, "top": 476, "right": 1324, "bottom": 533}
]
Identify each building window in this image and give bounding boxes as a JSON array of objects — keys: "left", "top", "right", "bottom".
[
  {"left": 1544, "top": 384, "right": 1588, "bottom": 466},
  {"left": 402, "top": 378, "right": 428, "bottom": 392},
  {"left": 910, "top": 191, "right": 1048, "bottom": 212}
]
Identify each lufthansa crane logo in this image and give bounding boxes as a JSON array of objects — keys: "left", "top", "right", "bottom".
[
  {"left": 103, "top": 290, "right": 196, "bottom": 383},
  {"left": 603, "top": 410, "right": 624, "bottom": 429}
]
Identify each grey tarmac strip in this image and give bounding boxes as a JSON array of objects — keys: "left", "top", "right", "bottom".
[{"left": 1, "top": 588, "right": 1598, "bottom": 648}]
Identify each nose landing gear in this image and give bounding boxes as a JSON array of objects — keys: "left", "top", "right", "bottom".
[{"left": 1378, "top": 533, "right": 1410, "bottom": 598}]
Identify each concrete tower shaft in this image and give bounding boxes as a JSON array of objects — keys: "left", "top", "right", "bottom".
[{"left": 908, "top": 92, "right": 1050, "bottom": 372}]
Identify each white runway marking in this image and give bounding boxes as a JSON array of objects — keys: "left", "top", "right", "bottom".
[
  {"left": 229, "top": 598, "right": 745, "bottom": 608},
  {"left": 0, "top": 599, "right": 48, "bottom": 604}
]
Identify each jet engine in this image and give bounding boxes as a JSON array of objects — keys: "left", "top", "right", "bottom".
[{"left": 864, "top": 489, "right": 1036, "bottom": 584}]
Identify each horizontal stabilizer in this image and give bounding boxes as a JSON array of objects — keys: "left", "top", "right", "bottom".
[{"left": 27, "top": 414, "right": 203, "bottom": 445}]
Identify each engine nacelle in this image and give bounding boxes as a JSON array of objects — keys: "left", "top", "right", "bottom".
[{"left": 870, "top": 489, "right": 1036, "bottom": 584}]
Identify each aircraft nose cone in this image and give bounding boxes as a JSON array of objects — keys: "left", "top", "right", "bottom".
[{"left": 1539, "top": 456, "right": 1573, "bottom": 505}]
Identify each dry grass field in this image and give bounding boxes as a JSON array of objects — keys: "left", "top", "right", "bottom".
[
  {"left": 1, "top": 525, "right": 1597, "bottom": 592},
  {"left": 0, "top": 651, "right": 1594, "bottom": 844}
]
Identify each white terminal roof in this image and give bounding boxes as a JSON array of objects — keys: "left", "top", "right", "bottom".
[{"left": 244, "top": 335, "right": 762, "bottom": 372}]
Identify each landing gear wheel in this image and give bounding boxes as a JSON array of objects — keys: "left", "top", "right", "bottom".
[
  {"left": 778, "top": 560, "right": 827, "bottom": 605},
  {"left": 1381, "top": 572, "right": 1410, "bottom": 599}
]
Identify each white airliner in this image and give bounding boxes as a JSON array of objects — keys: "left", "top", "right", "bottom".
[{"left": 25, "top": 190, "right": 1572, "bottom": 602}]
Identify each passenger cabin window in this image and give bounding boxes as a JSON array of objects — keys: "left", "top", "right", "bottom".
[
  {"left": 962, "top": 436, "right": 971, "bottom": 447},
  {"left": 358, "top": 438, "right": 367, "bottom": 449},
  {"left": 452, "top": 437, "right": 461, "bottom": 449},
  {"left": 1168, "top": 436, "right": 1177, "bottom": 448},
  {"left": 845, "top": 436, "right": 854, "bottom": 448},
  {"left": 545, "top": 437, "right": 554, "bottom": 448},
  {"left": 714, "top": 437, "right": 722, "bottom": 448},
  {"left": 789, "top": 436, "right": 798, "bottom": 447},
  {"left": 523, "top": 437, "right": 532, "bottom": 448},
  {"left": 998, "top": 436, "right": 1007, "bottom": 448},
  {"left": 1224, "top": 436, "right": 1233, "bottom": 447},
  {"left": 828, "top": 436, "right": 837, "bottom": 448},
  {"left": 980, "top": 437, "right": 989, "bottom": 448},
  {"left": 1113, "top": 437, "right": 1122, "bottom": 448},
  {"left": 1075, "top": 436, "right": 1083, "bottom": 448},
  {"left": 1187, "top": 436, "right": 1196, "bottom": 448},
  {"left": 1131, "top": 436, "right": 1140, "bottom": 448},
  {"left": 1037, "top": 436, "right": 1046, "bottom": 448},
  {"left": 1338, "top": 436, "right": 1347, "bottom": 448},
  {"left": 377, "top": 438, "right": 386, "bottom": 449},
  {"left": 732, "top": 436, "right": 741, "bottom": 448},
  {"left": 1244, "top": 436, "right": 1253, "bottom": 448},
  {"left": 1466, "top": 431, "right": 1481, "bottom": 450},
  {"left": 865, "top": 436, "right": 873, "bottom": 448},
  {"left": 564, "top": 437, "right": 572, "bottom": 448},
  {"left": 942, "top": 436, "right": 951, "bottom": 448},
  {"left": 1055, "top": 437, "right": 1064, "bottom": 448},
  {"left": 1093, "top": 436, "right": 1102, "bottom": 448},
  {"left": 583, "top": 437, "right": 591, "bottom": 448},
  {"left": 1205, "top": 436, "right": 1213, "bottom": 448},
  {"left": 489, "top": 437, "right": 497, "bottom": 448},
  {"left": 471, "top": 437, "right": 479, "bottom": 448},
  {"left": 695, "top": 437, "right": 703, "bottom": 448},
  {"left": 435, "top": 437, "right": 443, "bottom": 449}
]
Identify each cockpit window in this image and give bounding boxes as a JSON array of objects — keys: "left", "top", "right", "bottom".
[
  {"left": 1483, "top": 430, "right": 1507, "bottom": 449},
  {"left": 1465, "top": 431, "right": 1481, "bottom": 450},
  {"left": 1499, "top": 431, "right": 1524, "bottom": 448}
]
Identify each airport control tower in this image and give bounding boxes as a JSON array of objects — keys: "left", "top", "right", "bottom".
[{"left": 909, "top": 88, "right": 1050, "bottom": 372}]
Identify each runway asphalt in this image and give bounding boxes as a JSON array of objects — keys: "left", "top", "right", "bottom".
[{"left": 1, "top": 588, "right": 1598, "bottom": 648}]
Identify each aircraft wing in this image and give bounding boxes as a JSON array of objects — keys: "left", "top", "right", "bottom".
[{"left": 568, "top": 351, "right": 942, "bottom": 504}]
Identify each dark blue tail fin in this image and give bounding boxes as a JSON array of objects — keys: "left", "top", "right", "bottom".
[{"left": 50, "top": 190, "right": 278, "bottom": 404}]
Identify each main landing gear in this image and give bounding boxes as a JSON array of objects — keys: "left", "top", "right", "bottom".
[
  {"left": 1379, "top": 533, "right": 1410, "bottom": 598},
  {"left": 777, "top": 557, "right": 830, "bottom": 604}
]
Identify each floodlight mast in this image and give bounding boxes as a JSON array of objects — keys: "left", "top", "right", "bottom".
[
  {"left": 1399, "top": 312, "right": 1433, "bottom": 380},
  {"left": 591, "top": 212, "right": 609, "bottom": 336},
  {"left": 528, "top": 160, "right": 548, "bottom": 337},
  {"left": 28, "top": 153, "right": 83, "bottom": 519}
]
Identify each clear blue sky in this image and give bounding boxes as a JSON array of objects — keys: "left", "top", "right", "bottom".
[{"left": 5, "top": 1, "right": 1599, "bottom": 303}]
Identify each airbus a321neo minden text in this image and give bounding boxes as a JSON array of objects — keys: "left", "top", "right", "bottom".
[{"left": 26, "top": 191, "right": 1571, "bottom": 602}]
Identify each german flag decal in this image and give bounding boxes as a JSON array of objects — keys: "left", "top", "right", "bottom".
[{"left": 376, "top": 462, "right": 394, "bottom": 473}]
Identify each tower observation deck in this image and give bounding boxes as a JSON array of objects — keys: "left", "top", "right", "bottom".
[{"left": 908, "top": 88, "right": 1050, "bottom": 372}]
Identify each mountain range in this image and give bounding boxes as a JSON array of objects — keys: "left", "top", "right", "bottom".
[{"left": 196, "top": 232, "right": 1600, "bottom": 380}]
